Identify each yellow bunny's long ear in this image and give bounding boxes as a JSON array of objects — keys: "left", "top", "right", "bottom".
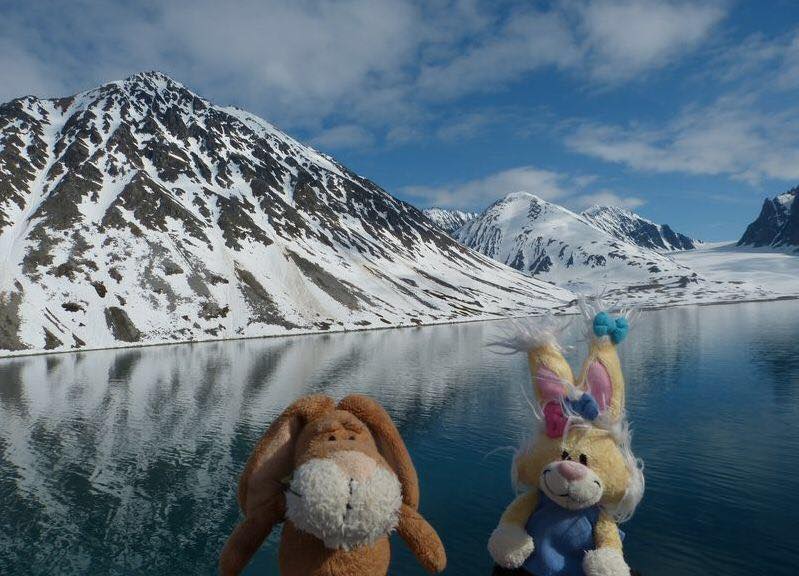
[
  {"left": 491, "top": 320, "right": 574, "bottom": 408},
  {"left": 528, "top": 343, "right": 574, "bottom": 405},
  {"left": 577, "top": 312, "right": 628, "bottom": 421}
]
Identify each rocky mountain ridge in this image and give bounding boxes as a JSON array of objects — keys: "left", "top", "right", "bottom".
[
  {"left": 455, "top": 192, "right": 759, "bottom": 306},
  {"left": 581, "top": 205, "right": 697, "bottom": 251},
  {"left": 0, "top": 72, "right": 571, "bottom": 355},
  {"left": 738, "top": 186, "right": 798, "bottom": 251},
  {"left": 422, "top": 207, "right": 478, "bottom": 234}
]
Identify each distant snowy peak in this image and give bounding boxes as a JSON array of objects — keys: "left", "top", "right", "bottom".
[
  {"left": 455, "top": 192, "right": 698, "bottom": 298},
  {"left": 0, "top": 72, "right": 570, "bottom": 355},
  {"left": 738, "top": 186, "right": 799, "bottom": 250},
  {"left": 422, "top": 207, "right": 478, "bottom": 234},
  {"left": 777, "top": 191, "right": 796, "bottom": 210},
  {"left": 581, "top": 205, "right": 697, "bottom": 251}
]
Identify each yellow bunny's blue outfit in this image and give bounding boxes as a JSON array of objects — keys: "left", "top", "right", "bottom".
[{"left": 521, "top": 494, "right": 614, "bottom": 576}]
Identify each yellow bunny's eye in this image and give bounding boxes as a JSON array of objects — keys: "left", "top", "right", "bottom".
[{"left": 561, "top": 450, "right": 571, "bottom": 460}]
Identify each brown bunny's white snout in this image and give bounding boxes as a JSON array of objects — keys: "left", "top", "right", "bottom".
[
  {"left": 539, "top": 460, "right": 603, "bottom": 510},
  {"left": 285, "top": 451, "right": 403, "bottom": 551}
]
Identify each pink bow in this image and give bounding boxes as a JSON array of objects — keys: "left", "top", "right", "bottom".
[{"left": 544, "top": 402, "right": 567, "bottom": 438}]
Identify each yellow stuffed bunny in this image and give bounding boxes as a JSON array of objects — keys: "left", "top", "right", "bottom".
[{"left": 488, "top": 310, "right": 644, "bottom": 576}]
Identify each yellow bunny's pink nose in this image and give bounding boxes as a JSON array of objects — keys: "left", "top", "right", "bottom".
[{"left": 557, "top": 460, "right": 587, "bottom": 481}]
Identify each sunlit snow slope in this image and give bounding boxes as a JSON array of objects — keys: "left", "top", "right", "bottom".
[
  {"left": 423, "top": 207, "right": 478, "bottom": 234},
  {"left": 456, "top": 192, "right": 790, "bottom": 306},
  {"left": 0, "top": 73, "right": 571, "bottom": 355},
  {"left": 581, "top": 205, "right": 697, "bottom": 251}
]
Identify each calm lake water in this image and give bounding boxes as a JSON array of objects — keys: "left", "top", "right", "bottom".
[{"left": 1, "top": 301, "right": 798, "bottom": 575}]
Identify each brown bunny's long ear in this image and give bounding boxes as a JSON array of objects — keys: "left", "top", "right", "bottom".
[
  {"left": 528, "top": 343, "right": 574, "bottom": 406},
  {"left": 238, "top": 394, "right": 336, "bottom": 515},
  {"left": 577, "top": 338, "right": 625, "bottom": 421},
  {"left": 337, "top": 394, "right": 420, "bottom": 510}
]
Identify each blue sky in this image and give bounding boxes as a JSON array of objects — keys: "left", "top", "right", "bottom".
[{"left": 2, "top": 1, "right": 799, "bottom": 240}]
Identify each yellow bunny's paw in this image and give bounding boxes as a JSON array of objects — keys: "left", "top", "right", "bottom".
[
  {"left": 583, "top": 548, "right": 630, "bottom": 576},
  {"left": 487, "top": 523, "right": 534, "bottom": 569}
]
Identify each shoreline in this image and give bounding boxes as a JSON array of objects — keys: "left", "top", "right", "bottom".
[{"left": 2, "top": 293, "right": 797, "bottom": 361}]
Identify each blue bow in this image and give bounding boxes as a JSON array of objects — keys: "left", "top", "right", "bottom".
[
  {"left": 593, "top": 311, "right": 629, "bottom": 344},
  {"left": 565, "top": 393, "right": 600, "bottom": 421}
]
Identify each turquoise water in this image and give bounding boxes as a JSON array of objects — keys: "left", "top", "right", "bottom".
[{"left": 1, "top": 301, "right": 798, "bottom": 575}]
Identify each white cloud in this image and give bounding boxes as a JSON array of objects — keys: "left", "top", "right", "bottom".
[
  {"left": 310, "top": 125, "right": 375, "bottom": 150},
  {"left": 577, "top": 0, "right": 727, "bottom": 82},
  {"left": 435, "top": 112, "right": 495, "bottom": 141},
  {"left": 415, "top": 1, "right": 725, "bottom": 100},
  {"left": 0, "top": 0, "right": 423, "bottom": 130},
  {"left": 158, "top": 0, "right": 421, "bottom": 128},
  {"left": 401, "top": 165, "right": 645, "bottom": 213},
  {"left": 0, "top": 0, "right": 730, "bottom": 145},
  {"left": 385, "top": 125, "right": 422, "bottom": 145},
  {"left": 566, "top": 94, "right": 799, "bottom": 183},
  {"left": 400, "top": 166, "right": 577, "bottom": 210},
  {"left": 561, "top": 24, "right": 799, "bottom": 184},
  {"left": 708, "top": 33, "right": 785, "bottom": 84},
  {"left": 773, "top": 34, "right": 799, "bottom": 89},
  {"left": 416, "top": 9, "right": 580, "bottom": 100},
  {"left": 570, "top": 189, "right": 645, "bottom": 210},
  {"left": 0, "top": 41, "right": 62, "bottom": 102},
  {"left": 573, "top": 174, "right": 600, "bottom": 188}
]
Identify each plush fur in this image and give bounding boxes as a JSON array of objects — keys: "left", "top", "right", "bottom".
[
  {"left": 285, "top": 456, "right": 402, "bottom": 550},
  {"left": 583, "top": 547, "right": 630, "bottom": 576},
  {"left": 488, "top": 315, "right": 644, "bottom": 574},
  {"left": 487, "top": 523, "right": 535, "bottom": 569},
  {"left": 220, "top": 394, "right": 446, "bottom": 576},
  {"left": 539, "top": 459, "right": 604, "bottom": 510}
]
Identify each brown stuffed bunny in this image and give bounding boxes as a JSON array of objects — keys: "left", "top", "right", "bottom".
[{"left": 219, "top": 394, "right": 447, "bottom": 576}]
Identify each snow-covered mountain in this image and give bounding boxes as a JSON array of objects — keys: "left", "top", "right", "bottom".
[
  {"left": 738, "top": 187, "right": 798, "bottom": 251},
  {"left": 422, "top": 207, "right": 478, "bottom": 234},
  {"left": 0, "top": 72, "right": 571, "bottom": 356},
  {"left": 454, "top": 192, "right": 741, "bottom": 303},
  {"left": 581, "top": 205, "right": 697, "bottom": 251}
]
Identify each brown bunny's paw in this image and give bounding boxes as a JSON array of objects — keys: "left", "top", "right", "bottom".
[
  {"left": 397, "top": 504, "right": 447, "bottom": 573},
  {"left": 409, "top": 514, "right": 446, "bottom": 573},
  {"left": 419, "top": 542, "right": 447, "bottom": 574},
  {"left": 418, "top": 539, "right": 447, "bottom": 573}
]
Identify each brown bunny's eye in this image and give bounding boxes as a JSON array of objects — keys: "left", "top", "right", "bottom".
[
  {"left": 579, "top": 454, "right": 588, "bottom": 466},
  {"left": 328, "top": 435, "right": 336, "bottom": 441},
  {"left": 561, "top": 450, "right": 571, "bottom": 460},
  {"left": 348, "top": 435, "right": 356, "bottom": 441}
]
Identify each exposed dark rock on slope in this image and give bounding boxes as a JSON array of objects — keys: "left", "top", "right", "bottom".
[
  {"left": 456, "top": 192, "right": 753, "bottom": 306},
  {"left": 738, "top": 187, "right": 798, "bottom": 250},
  {"left": 581, "top": 205, "right": 697, "bottom": 251},
  {"left": 422, "top": 207, "right": 478, "bottom": 234},
  {"left": 0, "top": 72, "right": 570, "bottom": 355}
]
